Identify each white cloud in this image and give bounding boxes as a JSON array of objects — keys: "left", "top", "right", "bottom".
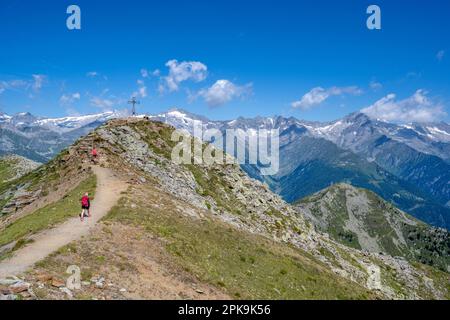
[
  {"left": 0, "top": 80, "right": 27, "bottom": 94},
  {"left": 0, "top": 76, "right": 45, "bottom": 95},
  {"left": 60, "top": 92, "right": 81, "bottom": 106},
  {"left": 369, "top": 80, "right": 383, "bottom": 91},
  {"left": 132, "top": 80, "right": 147, "bottom": 98},
  {"left": 436, "top": 50, "right": 445, "bottom": 62},
  {"left": 32, "top": 74, "right": 46, "bottom": 92},
  {"left": 140, "top": 69, "right": 149, "bottom": 78},
  {"left": 9, "top": 80, "right": 29, "bottom": 88},
  {"left": 198, "top": 80, "right": 252, "bottom": 107},
  {"left": 361, "top": 90, "right": 447, "bottom": 123},
  {"left": 160, "top": 59, "right": 208, "bottom": 92},
  {"left": 90, "top": 97, "right": 116, "bottom": 110},
  {"left": 140, "top": 68, "right": 160, "bottom": 78},
  {"left": 86, "top": 71, "right": 108, "bottom": 81},
  {"left": 291, "top": 86, "right": 362, "bottom": 110},
  {"left": 86, "top": 71, "right": 99, "bottom": 78}
]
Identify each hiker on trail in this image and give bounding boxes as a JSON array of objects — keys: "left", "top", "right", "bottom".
[
  {"left": 91, "top": 147, "right": 98, "bottom": 164},
  {"left": 80, "top": 192, "right": 91, "bottom": 222}
]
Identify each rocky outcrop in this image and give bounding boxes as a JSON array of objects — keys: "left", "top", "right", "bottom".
[{"left": 0, "top": 277, "right": 33, "bottom": 300}]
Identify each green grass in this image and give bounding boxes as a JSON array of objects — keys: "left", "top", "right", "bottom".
[
  {"left": 105, "top": 192, "right": 375, "bottom": 300},
  {"left": 0, "top": 158, "right": 16, "bottom": 186},
  {"left": 187, "top": 164, "right": 239, "bottom": 212},
  {"left": 0, "top": 175, "right": 97, "bottom": 250},
  {"left": 131, "top": 122, "right": 178, "bottom": 159}
]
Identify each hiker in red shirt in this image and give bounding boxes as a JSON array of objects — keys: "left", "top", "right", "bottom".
[
  {"left": 91, "top": 147, "right": 98, "bottom": 164},
  {"left": 80, "top": 192, "right": 91, "bottom": 222}
]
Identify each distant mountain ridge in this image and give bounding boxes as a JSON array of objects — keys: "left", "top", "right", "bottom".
[
  {"left": 0, "top": 111, "right": 123, "bottom": 162},
  {"left": 1, "top": 108, "right": 449, "bottom": 229}
]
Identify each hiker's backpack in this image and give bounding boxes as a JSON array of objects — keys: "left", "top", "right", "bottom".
[{"left": 82, "top": 196, "right": 89, "bottom": 207}]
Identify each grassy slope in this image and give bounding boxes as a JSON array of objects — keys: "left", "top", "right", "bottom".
[
  {"left": 104, "top": 186, "right": 374, "bottom": 300},
  {"left": 0, "top": 175, "right": 96, "bottom": 253},
  {"left": 0, "top": 158, "right": 16, "bottom": 186}
]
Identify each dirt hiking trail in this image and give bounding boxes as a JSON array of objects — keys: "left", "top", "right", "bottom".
[{"left": 0, "top": 166, "right": 127, "bottom": 278}]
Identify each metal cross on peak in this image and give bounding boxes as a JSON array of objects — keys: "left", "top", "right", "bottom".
[{"left": 128, "top": 97, "right": 140, "bottom": 116}]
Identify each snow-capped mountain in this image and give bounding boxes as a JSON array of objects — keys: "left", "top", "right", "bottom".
[
  {"left": 0, "top": 111, "right": 123, "bottom": 134},
  {"left": 302, "top": 112, "right": 450, "bottom": 162},
  {"left": 0, "top": 111, "right": 125, "bottom": 162},
  {"left": 153, "top": 109, "right": 450, "bottom": 161}
]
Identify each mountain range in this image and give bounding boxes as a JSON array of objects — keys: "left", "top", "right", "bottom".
[{"left": 1, "top": 109, "right": 449, "bottom": 229}]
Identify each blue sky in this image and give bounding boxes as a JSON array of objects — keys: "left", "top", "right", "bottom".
[{"left": 0, "top": 0, "right": 449, "bottom": 122}]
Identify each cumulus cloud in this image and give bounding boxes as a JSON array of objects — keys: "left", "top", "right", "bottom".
[
  {"left": 160, "top": 59, "right": 208, "bottom": 92},
  {"left": 59, "top": 92, "right": 81, "bottom": 106},
  {"left": 291, "top": 86, "right": 362, "bottom": 110},
  {"left": 436, "top": 50, "right": 445, "bottom": 62},
  {"left": 197, "top": 80, "right": 252, "bottom": 107},
  {"left": 361, "top": 90, "right": 447, "bottom": 123}
]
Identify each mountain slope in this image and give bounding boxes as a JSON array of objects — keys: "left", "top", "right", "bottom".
[
  {"left": 0, "top": 155, "right": 40, "bottom": 186},
  {"left": 295, "top": 184, "right": 449, "bottom": 271},
  {"left": 1, "top": 118, "right": 448, "bottom": 300}
]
